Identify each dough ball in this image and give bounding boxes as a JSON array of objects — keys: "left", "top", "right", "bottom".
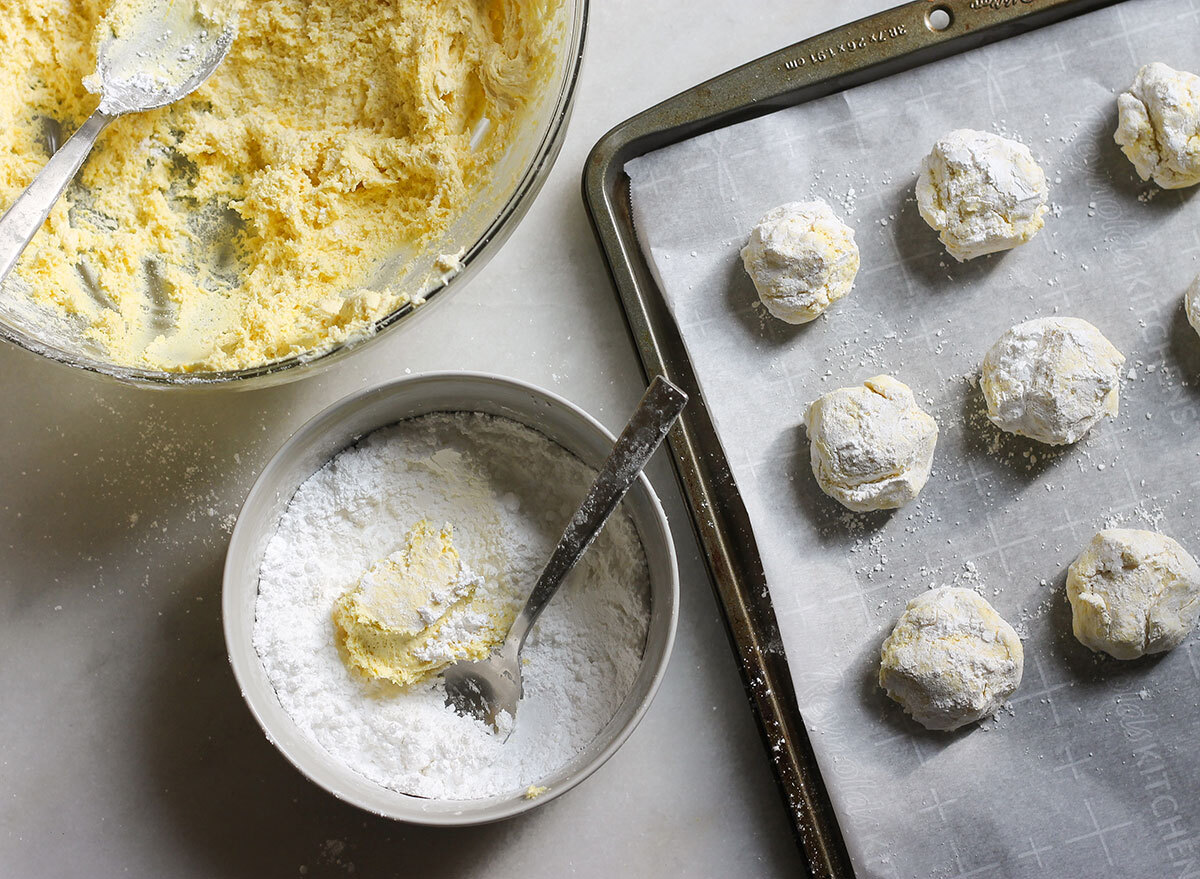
[
  {"left": 879, "top": 587, "right": 1023, "bottom": 731},
  {"left": 1067, "top": 529, "right": 1200, "bottom": 660},
  {"left": 916, "top": 128, "right": 1048, "bottom": 261},
  {"left": 1115, "top": 63, "right": 1200, "bottom": 189},
  {"left": 980, "top": 317, "right": 1124, "bottom": 445},
  {"left": 1185, "top": 274, "right": 1200, "bottom": 339},
  {"left": 805, "top": 375, "right": 938, "bottom": 512},
  {"left": 740, "top": 200, "right": 860, "bottom": 324}
]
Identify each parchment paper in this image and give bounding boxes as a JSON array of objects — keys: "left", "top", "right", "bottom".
[{"left": 627, "top": 1, "right": 1200, "bottom": 876}]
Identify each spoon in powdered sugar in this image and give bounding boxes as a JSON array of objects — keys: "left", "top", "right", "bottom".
[
  {"left": 0, "top": 0, "right": 236, "bottom": 288},
  {"left": 443, "top": 376, "right": 689, "bottom": 736}
]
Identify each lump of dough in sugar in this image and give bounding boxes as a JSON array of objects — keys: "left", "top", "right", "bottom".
[
  {"left": 980, "top": 317, "right": 1124, "bottom": 445},
  {"left": 1185, "top": 274, "right": 1200, "bottom": 339},
  {"left": 916, "top": 128, "right": 1048, "bottom": 261},
  {"left": 1067, "top": 529, "right": 1200, "bottom": 660},
  {"left": 740, "top": 200, "right": 860, "bottom": 324},
  {"left": 804, "top": 375, "right": 938, "bottom": 512},
  {"left": 1115, "top": 62, "right": 1200, "bottom": 189},
  {"left": 879, "top": 587, "right": 1023, "bottom": 731},
  {"left": 332, "top": 520, "right": 497, "bottom": 687}
]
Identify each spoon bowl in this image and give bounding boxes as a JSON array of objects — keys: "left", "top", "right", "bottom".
[
  {"left": 442, "top": 640, "right": 522, "bottom": 736},
  {"left": 0, "top": 1, "right": 235, "bottom": 289},
  {"left": 90, "top": 1, "right": 237, "bottom": 114}
]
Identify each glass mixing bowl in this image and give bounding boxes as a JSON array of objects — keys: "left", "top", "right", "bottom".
[{"left": 0, "top": 0, "right": 587, "bottom": 389}]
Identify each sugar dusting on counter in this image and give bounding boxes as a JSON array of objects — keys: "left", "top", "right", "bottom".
[{"left": 253, "top": 412, "right": 650, "bottom": 800}]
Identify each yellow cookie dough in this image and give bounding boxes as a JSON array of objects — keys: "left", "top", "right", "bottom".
[
  {"left": 740, "top": 200, "right": 859, "bottom": 324},
  {"left": 0, "top": 0, "right": 559, "bottom": 372},
  {"left": 916, "top": 129, "right": 1048, "bottom": 261},
  {"left": 879, "top": 587, "right": 1023, "bottom": 731},
  {"left": 1185, "top": 274, "right": 1200, "bottom": 340},
  {"left": 332, "top": 520, "right": 508, "bottom": 688},
  {"left": 1067, "top": 529, "right": 1200, "bottom": 660},
  {"left": 980, "top": 317, "right": 1124, "bottom": 446},
  {"left": 1115, "top": 63, "right": 1200, "bottom": 190},
  {"left": 805, "top": 375, "right": 938, "bottom": 512}
]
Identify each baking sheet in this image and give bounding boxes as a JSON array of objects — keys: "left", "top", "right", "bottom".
[{"left": 626, "top": 1, "right": 1200, "bottom": 876}]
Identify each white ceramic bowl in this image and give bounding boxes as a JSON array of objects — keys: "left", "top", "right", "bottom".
[{"left": 222, "top": 372, "right": 678, "bottom": 824}]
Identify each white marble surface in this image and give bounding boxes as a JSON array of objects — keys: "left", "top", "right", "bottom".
[{"left": 0, "top": 2, "right": 890, "bottom": 876}]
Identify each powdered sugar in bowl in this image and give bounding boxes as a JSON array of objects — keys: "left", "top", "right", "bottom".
[{"left": 222, "top": 373, "right": 678, "bottom": 824}]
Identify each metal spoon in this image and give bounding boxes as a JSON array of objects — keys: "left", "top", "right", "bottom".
[
  {"left": 0, "top": 2, "right": 236, "bottom": 287},
  {"left": 443, "top": 376, "right": 689, "bottom": 736}
]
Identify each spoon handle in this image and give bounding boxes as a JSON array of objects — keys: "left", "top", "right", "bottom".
[
  {"left": 0, "top": 109, "right": 113, "bottom": 288},
  {"left": 508, "top": 376, "right": 689, "bottom": 651}
]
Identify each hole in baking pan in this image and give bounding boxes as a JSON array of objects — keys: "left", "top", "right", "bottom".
[{"left": 925, "top": 6, "right": 952, "bottom": 31}]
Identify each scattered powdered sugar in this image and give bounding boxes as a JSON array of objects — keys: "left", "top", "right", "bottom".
[{"left": 253, "top": 412, "right": 651, "bottom": 800}]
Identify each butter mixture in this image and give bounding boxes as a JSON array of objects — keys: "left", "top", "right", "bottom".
[
  {"left": 0, "top": 0, "right": 559, "bottom": 371},
  {"left": 332, "top": 520, "right": 508, "bottom": 687}
]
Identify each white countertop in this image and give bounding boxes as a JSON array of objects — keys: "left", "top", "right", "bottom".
[{"left": 0, "top": 2, "right": 891, "bottom": 875}]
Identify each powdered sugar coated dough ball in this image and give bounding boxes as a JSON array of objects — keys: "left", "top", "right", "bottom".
[
  {"left": 916, "top": 128, "right": 1048, "bottom": 261},
  {"left": 980, "top": 317, "right": 1124, "bottom": 445},
  {"left": 1067, "top": 529, "right": 1200, "bottom": 660},
  {"left": 1115, "top": 62, "right": 1200, "bottom": 189},
  {"left": 804, "top": 375, "right": 938, "bottom": 512},
  {"left": 740, "top": 200, "right": 859, "bottom": 324},
  {"left": 879, "top": 587, "right": 1023, "bottom": 732},
  {"left": 1185, "top": 274, "right": 1200, "bottom": 340}
]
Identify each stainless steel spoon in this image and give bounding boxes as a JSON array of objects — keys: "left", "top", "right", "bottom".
[
  {"left": 0, "top": 3, "right": 236, "bottom": 287},
  {"left": 443, "top": 376, "right": 689, "bottom": 735}
]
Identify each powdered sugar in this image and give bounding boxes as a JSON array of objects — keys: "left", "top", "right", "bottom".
[{"left": 253, "top": 412, "right": 650, "bottom": 800}]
